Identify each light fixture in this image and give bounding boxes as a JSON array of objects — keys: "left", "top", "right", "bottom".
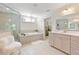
[{"left": 62, "top": 8, "right": 74, "bottom": 15}]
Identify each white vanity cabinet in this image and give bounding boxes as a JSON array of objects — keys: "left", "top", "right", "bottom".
[
  {"left": 49, "top": 32, "right": 79, "bottom": 54},
  {"left": 52, "top": 33, "right": 71, "bottom": 54},
  {"left": 71, "top": 36, "right": 79, "bottom": 55}
]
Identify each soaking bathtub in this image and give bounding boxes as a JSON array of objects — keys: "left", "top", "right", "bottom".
[{"left": 19, "top": 32, "right": 43, "bottom": 45}]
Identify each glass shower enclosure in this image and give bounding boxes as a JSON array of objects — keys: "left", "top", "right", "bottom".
[{"left": 0, "top": 3, "right": 21, "bottom": 42}]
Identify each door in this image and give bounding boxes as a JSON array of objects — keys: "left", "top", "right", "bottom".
[
  {"left": 53, "top": 34, "right": 62, "bottom": 49},
  {"left": 44, "top": 17, "right": 51, "bottom": 36},
  {"left": 53, "top": 34, "right": 70, "bottom": 54},
  {"left": 61, "top": 35, "right": 70, "bottom": 54},
  {"left": 71, "top": 36, "right": 79, "bottom": 55}
]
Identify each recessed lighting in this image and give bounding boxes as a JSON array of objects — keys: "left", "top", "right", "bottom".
[
  {"left": 63, "top": 8, "right": 72, "bottom": 13},
  {"left": 6, "top": 8, "right": 10, "bottom": 10}
]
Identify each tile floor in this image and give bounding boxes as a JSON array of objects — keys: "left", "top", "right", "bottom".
[{"left": 20, "top": 40, "right": 66, "bottom": 55}]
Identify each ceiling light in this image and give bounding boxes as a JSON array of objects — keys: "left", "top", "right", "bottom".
[
  {"left": 63, "top": 9, "right": 72, "bottom": 13},
  {"left": 62, "top": 8, "right": 74, "bottom": 15},
  {"left": 68, "top": 9, "right": 72, "bottom": 11}
]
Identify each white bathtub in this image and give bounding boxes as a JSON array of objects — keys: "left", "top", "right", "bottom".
[{"left": 20, "top": 32, "right": 43, "bottom": 45}]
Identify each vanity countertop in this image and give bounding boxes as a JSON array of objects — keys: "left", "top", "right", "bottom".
[{"left": 50, "top": 30, "right": 79, "bottom": 37}]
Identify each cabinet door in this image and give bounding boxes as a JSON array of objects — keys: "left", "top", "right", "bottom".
[
  {"left": 61, "top": 35, "right": 70, "bottom": 54},
  {"left": 53, "top": 34, "right": 62, "bottom": 49},
  {"left": 53, "top": 34, "right": 70, "bottom": 54},
  {"left": 71, "top": 36, "right": 79, "bottom": 55},
  {"left": 49, "top": 33, "right": 54, "bottom": 46}
]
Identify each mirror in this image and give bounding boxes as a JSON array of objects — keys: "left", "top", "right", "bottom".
[
  {"left": 56, "top": 19, "right": 68, "bottom": 30},
  {"left": 56, "top": 13, "right": 79, "bottom": 31}
]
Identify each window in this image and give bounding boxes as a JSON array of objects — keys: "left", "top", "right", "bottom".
[
  {"left": 23, "top": 17, "right": 31, "bottom": 22},
  {"left": 31, "top": 17, "right": 36, "bottom": 22},
  {"left": 23, "top": 16, "right": 35, "bottom": 23}
]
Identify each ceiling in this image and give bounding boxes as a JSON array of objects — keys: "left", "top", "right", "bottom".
[
  {"left": 5, "top": 3, "right": 66, "bottom": 17},
  {"left": 54, "top": 3, "right": 79, "bottom": 18}
]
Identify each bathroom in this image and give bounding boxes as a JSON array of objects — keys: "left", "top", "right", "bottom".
[{"left": 0, "top": 3, "right": 79, "bottom": 55}]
